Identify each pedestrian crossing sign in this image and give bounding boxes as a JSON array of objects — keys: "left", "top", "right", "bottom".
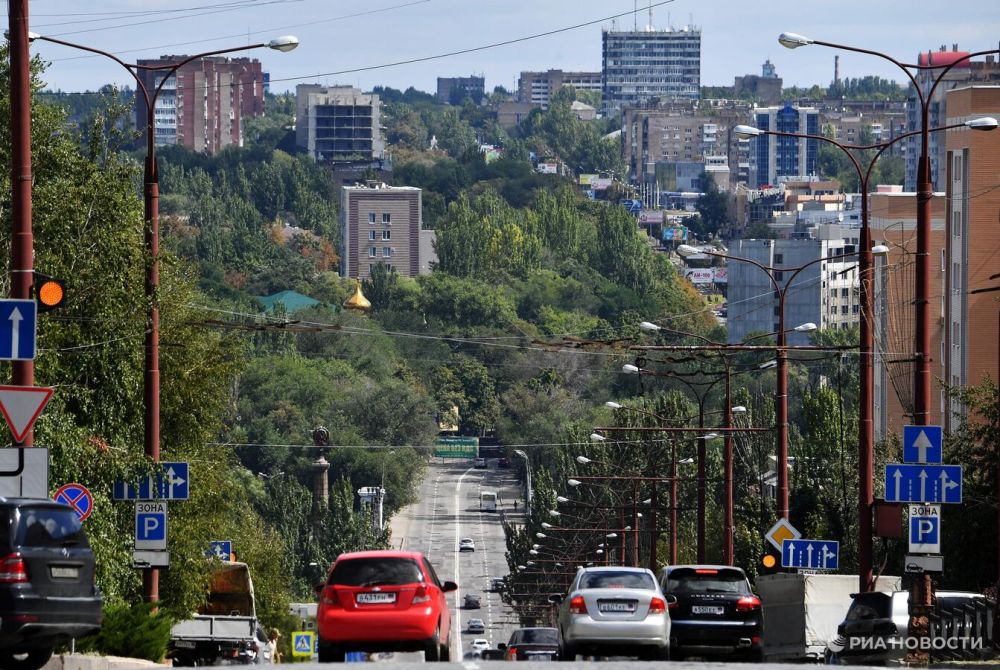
[{"left": 292, "top": 631, "right": 315, "bottom": 658}]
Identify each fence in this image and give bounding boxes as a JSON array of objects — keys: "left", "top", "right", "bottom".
[{"left": 929, "top": 596, "right": 998, "bottom": 662}]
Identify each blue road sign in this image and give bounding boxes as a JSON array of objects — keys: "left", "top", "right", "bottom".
[
  {"left": 346, "top": 652, "right": 367, "bottom": 662},
  {"left": 292, "top": 632, "right": 314, "bottom": 658},
  {"left": 903, "top": 425, "right": 943, "bottom": 464},
  {"left": 909, "top": 505, "right": 941, "bottom": 553},
  {"left": 135, "top": 501, "right": 167, "bottom": 551},
  {"left": 54, "top": 483, "right": 94, "bottom": 522},
  {"left": 885, "top": 464, "right": 962, "bottom": 504},
  {"left": 0, "top": 300, "right": 37, "bottom": 361},
  {"left": 209, "top": 540, "right": 232, "bottom": 561},
  {"left": 113, "top": 462, "right": 190, "bottom": 500},
  {"left": 781, "top": 539, "right": 840, "bottom": 570}
]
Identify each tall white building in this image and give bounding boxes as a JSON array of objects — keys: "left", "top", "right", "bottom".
[
  {"left": 601, "top": 25, "right": 701, "bottom": 115},
  {"left": 727, "top": 226, "right": 861, "bottom": 346}
]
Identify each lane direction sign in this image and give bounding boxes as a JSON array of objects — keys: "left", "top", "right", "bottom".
[
  {"left": 114, "top": 462, "right": 190, "bottom": 500},
  {"left": 908, "top": 505, "right": 941, "bottom": 553},
  {"left": 0, "top": 447, "right": 48, "bottom": 498},
  {"left": 903, "top": 425, "right": 943, "bottom": 464},
  {"left": 765, "top": 517, "right": 802, "bottom": 551},
  {"left": 781, "top": 539, "right": 840, "bottom": 570},
  {"left": 135, "top": 501, "right": 168, "bottom": 551},
  {"left": 209, "top": 540, "right": 233, "bottom": 561},
  {"left": 884, "top": 464, "right": 962, "bottom": 504},
  {"left": 0, "top": 386, "right": 54, "bottom": 442},
  {"left": 54, "top": 482, "right": 94, "bottom": 522},
  {"left": 0, "top": 300, "right": 37, "bottom": 360}
]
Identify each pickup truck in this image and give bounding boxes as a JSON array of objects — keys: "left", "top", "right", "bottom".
[{"left": 169, "top": 562, "right": 260, "bottom": 666}]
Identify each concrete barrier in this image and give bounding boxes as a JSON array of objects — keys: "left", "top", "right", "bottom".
[{"left": 42, "top": 654, "right": 165, "bottom": 670}]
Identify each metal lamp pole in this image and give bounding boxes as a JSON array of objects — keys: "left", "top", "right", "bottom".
[
  {"left": 31, "top": 33, "right": 299, "bottom": 602},
  {"left": 514, "top": 449, "right": 532, "bottom": 517}
]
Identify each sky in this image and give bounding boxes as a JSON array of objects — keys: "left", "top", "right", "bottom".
[{"left": 14, "top": 0, "right": 1000, "bottom": 95}]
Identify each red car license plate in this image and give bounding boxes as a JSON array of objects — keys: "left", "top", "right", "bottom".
[{"left": 356, "top": 592, "right": 396, "bottom": 604}]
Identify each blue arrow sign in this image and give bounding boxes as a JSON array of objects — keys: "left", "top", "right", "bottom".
[
  {"left": 903, "top": 425, "right": 942, "bottom": 464},
  {"left": 884, "top": 464, "right": 962, "bottom": 504},
  {"left": 114, "top": 462, "right": 190, "bottom": 500},
  {"left": 0, "top": 300, "right": 37, "bottom": 361},
  {"left": 208, "top": 540, "right": 232, "bottom": 561},
  {"left": 781, "top": 539, "right": 839, "bottom": 570}
]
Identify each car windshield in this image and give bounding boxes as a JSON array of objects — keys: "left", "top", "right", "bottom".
[
  {"left": 14, "top": 507, "right": 89, "bottom": 548},
  {"left": 665, "top": 568, "right": 748, "bottom": 594},
  {"left": 579, "top": 570, "right": 655, "bottom": 590},
  {"left": 461, "top": 538, "right": 474, "bottom": 543},
  {"left": 845, "top": 593, "right": 891, "bottom": 620},
  {"left": 514, "top": 628, "right": 559, "bottom": 644},
  {"left": 329, "top": 557, "right": 424, "bottom": 587}
]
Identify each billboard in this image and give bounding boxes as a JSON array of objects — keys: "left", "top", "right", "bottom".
[
  {"left": 590, "top": 177, "right": 613, "bottom": 190},
  {"left": 638, "top": 210, "right": 664, "bottom": 224},
  {"left": 434, "top": 437, "right": 479, "bottom": 458},
  {"left": 578, "top": 174, "right": 599, "bottom": 186},
  {"left": 662, "top": 226, "right": 689, "bottom": 242},
  {"left": 536, "top": 162, "right": 558, "bottom": 174},
  {"left": 684, "top": 268, "right": 714, "bottom": 285},
  {"left": 713, "top": 267, "right": 728, "bottom": 284}
]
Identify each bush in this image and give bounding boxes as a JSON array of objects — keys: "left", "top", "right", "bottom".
[{"left": 77, "top": 602, "right": 175, "bottom": 662}]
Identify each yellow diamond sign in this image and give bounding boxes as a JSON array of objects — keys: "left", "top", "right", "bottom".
[{"left": 765, "top": 518, "right": 802, "bottom": 551}]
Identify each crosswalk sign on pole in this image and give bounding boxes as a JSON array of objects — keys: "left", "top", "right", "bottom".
[{"left": 292, "top": 631, "right": 315, "bottom": 658}]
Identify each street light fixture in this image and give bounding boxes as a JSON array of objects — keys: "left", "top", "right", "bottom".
[
  {"left": 777, "top": 32, "right": 814, "bottom": 49},
  {"left": 732, "top": 406, "right": 748, "bottom": 414},
  {"left": 605, "top": 401, "right": 623, "bottom": 409},
  {"left": 622, "top": 364, "right": 641, "bottom": 375},
  {"left": 589, "top": 433, "right": 607, "bottom": 442},
  {"left": 267, "top": 35, "right": 300, "bottom": 52},
  {"left": 542, "top": 522, "right": 554, "bottom": 529},
  {"left": 567, "top": 479, "right": 582, "bottom": 487},
  {"left": 576, "top": 456, "right": 593, "bottom": 465},
  {"left": 536, "top": 533, "right": 547, "bottom": 539},
  {"left": 639, "top": 321, "right": 662, "bottom": 332}
]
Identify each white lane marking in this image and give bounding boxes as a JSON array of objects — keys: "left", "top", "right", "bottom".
[{"left": 452, "top": 467, "right": 473, "bottom": 660}]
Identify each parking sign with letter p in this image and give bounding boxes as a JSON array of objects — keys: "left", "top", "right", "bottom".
[{"left": 908, "top": 505, "right": 940, "bottom": 553}]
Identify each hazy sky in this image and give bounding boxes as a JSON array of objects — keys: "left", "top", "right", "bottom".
[{"left": 16, "top": 0, "right": 1000, "bottom": 94}]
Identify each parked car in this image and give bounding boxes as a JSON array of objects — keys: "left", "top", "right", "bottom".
[
  {"left": 499, "top": 627, "right": 559, "bottom": 661},
  {"left": 0, "top": 498, "right": 103, "bottom": 670},
  {"left": 466, "top": 618, "right": 486, "bottom": 634},
  {"left": 459, "top": 537, "right": 476, "bottom": 552},
  {"left": 551, "top": 566, "right": 670, "bottom": 661},
  {"left": 471, "top": 638, "right": 490, "bottom": 652},
  {"left": 825, "top": 590, "right": 983, "bottom": 665},
  {"left": 315, "top": 550, "right": 457, "bottom": 662},
  {"left": 463, "top": 593, "right": 481, "bottom": 609},
  {"left": 489, "top": 577, "right": 505, "bottom": 593},
  {"left": 474, "top": 458, "right": 487, "bottom": 469},
  {"left": 658, "top": 565, "right": 763, "bottom": 662}
]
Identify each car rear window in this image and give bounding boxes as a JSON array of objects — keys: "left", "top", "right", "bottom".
[
  {"left": 515, "top": 629, "right": 558, "bottom": 644},
  {"left": 664, "top": 568, "right": 748, "bottom": 594},
  {"left": 579, "top": 570, "right": 655, "bottom": 590},
  {"left": 845, "top": 592, "right": 891, "bottom": 620},
  {"left": 14, "top": 507, "right": 89, "bottom": 548},
  {"left": 329, "top": 557, "right": 424, "bottom": 586}
]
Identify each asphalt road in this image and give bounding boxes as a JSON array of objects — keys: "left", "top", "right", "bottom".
[
  {"left": 388, "top": 458, "right": 523, "bottom": 661},
  {"left": 258, "top": 662, "right": 887, "bottom": 669}
]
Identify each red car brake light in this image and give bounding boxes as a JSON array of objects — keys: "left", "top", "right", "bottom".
[
  {"left": 320, "top": 586, "right": 341, "bottom": 608},
  {"left": 569, "top": 595, "right": 588, "bottom": 614},
  {"left": 694, "top": 568, "right": 719, "bottom": 574},
  {"left": 736, "top": 595, "right": 762, "bottom": 612},
  {"left": 506, "top": 646, "right": 517, "bottom": 660},
  {"left": 0, "top": 553, "right": 28, "bottom": 583},
  {"left": 648, "top": 597, "right": 666, "bottom": 614},
  {"left": 412, "top": 585, "right": 432, "bottom": 604}
]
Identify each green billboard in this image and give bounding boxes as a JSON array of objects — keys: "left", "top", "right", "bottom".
[{"left": 434, "top": 436, "right": 479, "bottom": 458}]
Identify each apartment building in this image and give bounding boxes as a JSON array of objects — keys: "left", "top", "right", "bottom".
[
  {"left": 135, "top": 56, "right": 265, "bottom": 154},
  {"left": 749, "top": 103, "right": 820, "bottom": 187},
  {"left": 341, "top": 183, "right": 435, "bottom": 280},
  {"left": 601, "top": 25, "right": 701, "bottom": 115},
  {"left": 727, "top": 226, "right": 861, "bottom": 346},
  {"left": 733, "top": 59, "right": 783, "bottom": 105},
  {"left": 437, "top": 75, "right": 485, "bottom": 104},
  {"left": 295, "top": 85, "right": 384, "bottom": 163},
  {"left": 517, "top": 70, "right": 602, "bottom": 109}
]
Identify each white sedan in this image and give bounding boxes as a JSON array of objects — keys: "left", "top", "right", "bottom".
[
  {"left": 459, "top": 537, "right": 476, "bottom": 552},
  {"left": 471, "top": 639, "right": 490, "bottom": 652}
]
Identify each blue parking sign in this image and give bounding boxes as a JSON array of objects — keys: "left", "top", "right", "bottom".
[{"left": 908, "top": 505, "right": 941, "bottom": 553}]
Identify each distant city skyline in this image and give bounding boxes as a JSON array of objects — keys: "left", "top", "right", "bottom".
[{"left": 21, "top": 0, "right": 1000, "bottom": 95}]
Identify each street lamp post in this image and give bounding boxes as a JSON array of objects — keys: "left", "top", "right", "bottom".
[
  {"left": 514, "top": 449, "right": 532, "bottom": 517},
  {"left": 31, "top": 33, "right": 299, "bottom": 603}
]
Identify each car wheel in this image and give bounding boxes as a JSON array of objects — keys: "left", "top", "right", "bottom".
[
  {"left": 440, "top": 640, "right": 451, "bottom": 662},
  {"left": 0, "top": 648, "right": 54, "bottom": 670},
  {"left": 424, "top": 625, "right": 441, "bottom": 662},
  {"left": 317, "top": 643, "right": 345, "bottom": 663}
]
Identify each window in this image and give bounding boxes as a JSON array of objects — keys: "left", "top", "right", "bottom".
[
  {"left": 368, "top": 230, "right": 376, "bottom": 241},
  {"left": 382, "top": 212, "right": 391, "bottom": 224},
  {"left": 773, "top": 305, "right": 780, "bottom": 316},
  {"left": 953, "top": 211, "right": 961, "bottom": 236},
  {"left": 830, "top": 288, "right": 837, "bottom": 297},
  {"left": 368, "top": 247, "right": 377, "bottom": 258},
  {"left": 954, "top": 154, "right": 962, "bottom": 181},
  {"left": 952, "top": 263, "right": 961, "bottom": 291},
  {"left": 383, "top": 247, "right": 392, "bottom": 258},
  {"left": 774, "top": 253, "right": 784, "bottom": 264},
  {"left": 941, "top": 249, "right": 946, "bottom": 272},
  {"left": 841, "top": 305, "right": 849, "bottom": 314},
  {"left": 368, "top": 212, "right": 376, "bottom": 224},
  {"left": 829, "top": 306, "right": 837, "bottom": 314},
  {"left": 329, "top": 557, "right": 423, "bottom": 587},
  {"left": 952, "top": 321, "right": 960, "bottom": 342},
  {"left": 852, "top": 304, "right": 860, "bottom": 314},
  {"left": 841, "top": 288, "right": 849, "bottom": 298},
  {"left": 382, "top": 230, "right": 391, "bottom": 240},
  {"left": 775, "top": 271, "right": 784, "bottom": 282}
]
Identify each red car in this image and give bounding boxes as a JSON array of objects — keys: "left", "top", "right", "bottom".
[{"left": 316, "top": 550, "right": 457, "bottom": 662}]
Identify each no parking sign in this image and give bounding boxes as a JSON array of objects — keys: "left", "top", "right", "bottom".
[{"left": 54, "top": 483, "right": 94, "bottom": 521}]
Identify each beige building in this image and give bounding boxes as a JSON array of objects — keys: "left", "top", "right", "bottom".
[
  {"left": 296, "top": 85, "right": 384, "bottom": 163},
  {"left": 341, "top": 183, "right": 435, "bottom": 280},
  {"left": 517, "top": 70, "right": 602, "bottom": 109}
]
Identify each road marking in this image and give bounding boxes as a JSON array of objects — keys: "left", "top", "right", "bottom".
[{"left": 453, "top": 467, "right": 473, "bottom": 660}]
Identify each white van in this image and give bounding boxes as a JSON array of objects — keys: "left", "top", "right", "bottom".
[{"left": 480, "top": 491, "right": 497, "bottom": 512}]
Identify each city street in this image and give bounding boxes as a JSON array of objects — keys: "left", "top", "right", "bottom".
[{"left": 388, "top": 458, "right": 524, "bottom": 660}]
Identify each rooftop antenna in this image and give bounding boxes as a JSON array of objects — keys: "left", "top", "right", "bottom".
[
  {"left": 648, "top": 0, "right": 653, "bottom": 30},
  {"left": 634, "top": 0, "right": 637, "bottom": 31}
]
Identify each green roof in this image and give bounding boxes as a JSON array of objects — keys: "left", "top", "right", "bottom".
[{"left": 258, "top": 290, "right": 321, "bottom": 313}]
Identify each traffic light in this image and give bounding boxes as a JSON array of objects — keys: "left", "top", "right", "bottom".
[
  {"left": 32, "top": 273, "right": 66, "bottom": 312},
  {"left": 759, "top": 550, "right": 780, "bottom": 575}
]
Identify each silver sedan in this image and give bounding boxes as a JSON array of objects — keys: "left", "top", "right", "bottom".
[{"left": 551, "top": 566, "right": 670, "bottom": 661}]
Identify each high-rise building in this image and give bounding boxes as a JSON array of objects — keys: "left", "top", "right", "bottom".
[
  {"left": 601, "top": 25, "right": 701, "bottom": 115},
  {"left": 295, "top": 85, "right": 384, "bottom": 163},
  {"left": 437, "top": 75, "right": 485, "bottom": 104},
  {"left": 340, "top": 183, "right": 435, "bottom": 280},
  {"left": 749, "top": 103, "right": 820, "bottom": 187},
  {"left": 134, "top": 56, "right": 265, "bottom": 155},
  {"left": 517, "top": 70, "right": 602, "bottom": 109}
]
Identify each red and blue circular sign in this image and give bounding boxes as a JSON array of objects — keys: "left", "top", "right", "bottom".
[{"left": 54, "top": 483, "right": 94, "bottom": 522}]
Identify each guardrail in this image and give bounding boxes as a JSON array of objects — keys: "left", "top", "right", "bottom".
[{"left": 929, "top": 596, "right": 998, "bottom": 662}]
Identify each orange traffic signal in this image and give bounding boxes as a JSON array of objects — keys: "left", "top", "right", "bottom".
[{"left": 33, "top": 273, "right": 66, "bottom": 312}]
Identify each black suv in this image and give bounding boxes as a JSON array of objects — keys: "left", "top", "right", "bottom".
[
  {"left": 0, "top": 499, "right": 103, "bottom": 670},
  {"left": 658, "top": 565, "right": 763, "bottom": 662}
]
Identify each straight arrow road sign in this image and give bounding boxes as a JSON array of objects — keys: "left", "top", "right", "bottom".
[
  {"left": 0, "top": 300, "right": 37, "bottom": 360},
  {"left": 884, "top": 464, "right": 962, "bottom": 504},
  {"left": 903, "top": 425, "right": 943, "bottom": 464},
  {"left": 781, "top": 539, "right": 840, "bottom": 570},
  {"left": 114, "top": 462, "right": 190, "bottom": 500}
]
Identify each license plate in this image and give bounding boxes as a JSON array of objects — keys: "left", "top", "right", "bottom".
[
  {"left": 356, "top": 592, "right": 396, "bottom": 604},
  {"left": 175, "top": 640, "right": 196, "bottom": 649},
  {"left": 598, "top": 601, "right": 636, "bottom": 613},
  {"left": 527, "top": 652, "right": 556, "bottom": 661},
  {"left": 50, "top": 566, "right": 79, "bottom": 579},
  {"left": 692, "top": 605, "right": 724, "bottom": 615}
]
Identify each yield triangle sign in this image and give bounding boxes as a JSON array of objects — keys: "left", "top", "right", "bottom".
[{"left": 0, "top": 385, "right": 54, "bottom": 442}]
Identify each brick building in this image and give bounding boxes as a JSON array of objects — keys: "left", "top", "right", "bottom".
[{"left": 340, "top": 183, "right": 435, "bottom": 280}]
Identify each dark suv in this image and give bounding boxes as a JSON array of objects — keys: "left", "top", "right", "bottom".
[
  {"left": 0, "top": 499, "right": 103, "bottom": 670},
  {"left": 658, "top": 565, "right": 763, "bottom": 662}
]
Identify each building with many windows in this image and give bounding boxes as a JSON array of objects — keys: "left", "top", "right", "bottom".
[
  {"left": 437, "top": 75, "right": 485, "bottom": 104},
  {"left": 134, "top": 55, "right": 265, "bottom": 154},
  {"left": 340, "top": 183, "right": 435, "bottom": 280},
  {"left": 295, "top": 85, "right": 384, "bottom": 163},
  {"left": 749, "top": 103, "right": 820, "bottom": 187},
  {"left": 601, "top": 25, "right": 701, "bottom": 115},
  {"left": 517, "top": 70, "right": 602, "bottom": 109}
]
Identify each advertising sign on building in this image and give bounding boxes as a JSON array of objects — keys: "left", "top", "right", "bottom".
[
  {"left": 536, "top": 162, "right": 558, "bottom": 174},
  {"left": 578, "top": 174, "right": 599, "bottom": 186},
  {"left": 662, "top": 226, "right": 689, "bottom": 242},
  {"left": 590, "top": 178, "right": 613, "bottom": 190},
  {"left": 712, "top": 267, "right": 728, "bottom": 284},
  {"left": 684, "top": 268, "right": 714, "bottom": 285},
  {"left": 638, "top": 210, "right": 664, "bottom": 224}
]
